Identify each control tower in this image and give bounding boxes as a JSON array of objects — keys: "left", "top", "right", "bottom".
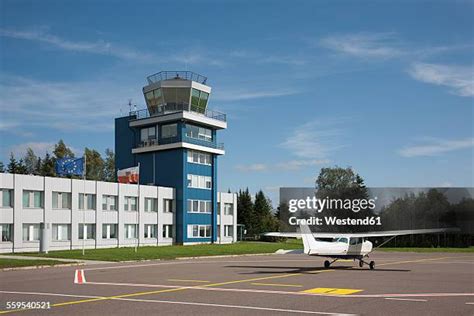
[{"left": 115, "top": 71, "right": 227, "bottom": 244}]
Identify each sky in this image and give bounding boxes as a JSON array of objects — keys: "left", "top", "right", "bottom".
[{"left": 0, "top": 0, "right": 473, "bottom": 204}]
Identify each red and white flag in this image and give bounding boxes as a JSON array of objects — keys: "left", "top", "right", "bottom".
[{"left": 117, "top": 166, "right": 139, "bottom": 184}]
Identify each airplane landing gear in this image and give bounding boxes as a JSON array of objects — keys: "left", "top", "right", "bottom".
[
  {"left": 358, "top": 259, "right": 375, "bottom": 270},
  {"left": 369, "top": 261, "right": 375, "bottom": 270},
  {"left": 324, "top": 260, "right": 330, "bottom": 269}
]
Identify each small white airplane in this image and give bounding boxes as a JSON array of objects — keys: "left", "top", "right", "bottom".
[{"left": 266, "top": 225, "right": 458, "bottom": 270}]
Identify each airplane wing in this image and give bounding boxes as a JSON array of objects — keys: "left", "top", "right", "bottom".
[{"left": 265, "top": 228, "right": 459, "bottom": 239}]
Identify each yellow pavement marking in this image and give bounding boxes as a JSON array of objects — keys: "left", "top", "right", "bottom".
[
  {"left": 168, "top": 279, "right": 210, "bottom": 283},
  {"left": 251, "top": 282, "right": 303, "bottom": 288},
  {"left": 302, "top": 288, "right": 363, "bottom": 295}
]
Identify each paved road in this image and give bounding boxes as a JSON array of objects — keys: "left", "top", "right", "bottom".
[{"left": 0, "top": 251, "right": 473, "bottom": 315}]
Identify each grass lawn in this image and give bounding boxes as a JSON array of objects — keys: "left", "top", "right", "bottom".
[
  {"left": 0, "top": 258, "right": 70, "bottom": 269},
  {"left": 15, "top": 241, "right": 303, "bottom": 262},
  {"left": 378, "top": 247, "right": 474, "bottom": 253}
]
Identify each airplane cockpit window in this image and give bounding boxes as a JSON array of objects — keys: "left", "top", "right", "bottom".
[{"left": 350, "top": 237, "right": 361, "bottom": 245}]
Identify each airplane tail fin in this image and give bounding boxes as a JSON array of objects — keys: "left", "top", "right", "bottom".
[{"left": 299, "top": 224, "right": 319, "bottom": 255}]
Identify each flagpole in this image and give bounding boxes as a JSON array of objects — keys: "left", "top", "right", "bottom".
[
  {"left": 135, "top": 162, "right": 140, "bottom": 253},
  {"left": 82, "top": 153, "right": 86, "bottom": 256}
]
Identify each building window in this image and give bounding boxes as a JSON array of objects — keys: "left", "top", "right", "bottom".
[
  {"left": 162, "top": 225, "right": 173, "bottom": 238},
  {"left": 190, "top": 89, "right": 209, "bottom": 114},
  {"left": 187, "top": 150, "right": 212, "bottom": 166},
  {"left": 125, "top": 224, "right": 138, "bottom": 239},
  {"left": 52, "top": 224, "right": 70, "bottom": 241},
  {"left": 102, "top": 224, "right": 118, "bottom": 239},
  {"left": 79, "top": 224, "right": 96, "bottom": 240},
  {"left": 161, "top": 123, "right": 177, "bottom": 138},
  {"left": 22, "top": 224, "right": 40, "bottom": 241},
  {"left": 188, "top": 225, "right": 211, "bottom": 238},
  {"left": 1, "top": 224, "right": 13, "bottom": 242},
  {"left": 187, "top": 199, "right": 211, "bottom": 213},
  {"left": 140, "top": 126, "right": 157, "bottom": 142},
  {"left": 52, "top": 192, "right": 71, "bottom": 209},
  {"left": 186, "top": 124, "right": 212, "bottom": 142},
  {"left": 124, "top": 196, "right": 138, "bottom": 211},
  {"left": 224, "top": 225, "right": 234, "bottom": 237},
  {"left": 102, "top": 195, "right": 118, "bottom": 211},
  {"left": 144, "top": 224, "right": 158, "bottom": 238},
  {"left": 23, "top": 190, "right": 43, "bottom": 208},
  {"left": 79, "top": 194, "right": 96, "bottom": 210},
  {"left": 145, "top": 88, "right": 162, "bottom": 112},
  {"left": 1, "top": 190, "right": 13, "bottom": 208},
  {"left": 217, "top": 202, "right": 221, "bottom": 215},
  {"left": 187, "top": 174, "right": 212, "bottom": 190},
  {"left": 145, "top": 198, "right": 158, "bottom": 212},
  {"left": 224, "top": 203, "right": 233, "bottom": 216},
  {"left": 163, "top": 199, "right": 173, "bottom": 213}
]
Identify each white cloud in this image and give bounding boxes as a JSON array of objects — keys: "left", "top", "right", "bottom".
[
  {"left": 0, "top": 75, "right": 141, "bottom": 133},
  {"left": 408, "top": 62, "right": 474, "bottom": 97},
  {"left": 280, "top": 120, "right": 347, "bottom": 159},
  {"left": 275, "top": 159, "right": 330, "bottom": 170},
  {"left": 8, "top": 142, "right": 56, "bottom": 158},
  {"left": 0, "top": 28, "right": 153, "bottom": 62},
  {"left": 399, "top": 137, "right": 474, "bottom": 157},
  {"left": 320, "top": 32, "right": 404, "bottom": 59},
  {"left": 235, "top": 163, "right": 268, "bottom": 172},
  {"left": 213, "top": 88, "right": 299, "bottom": 102},
  {"left": 235, "top": 159, "right": 330, "bottom": 173}
]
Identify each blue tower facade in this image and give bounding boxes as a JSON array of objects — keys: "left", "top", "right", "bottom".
[{"left": 115, "top": 71, "right": 227, "bottom": 244}]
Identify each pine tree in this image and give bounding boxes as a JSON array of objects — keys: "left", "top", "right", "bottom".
[
  {"left": 35, "top": 157, "right": 42, "bottom": 175},
  {"left": 103, "top": 148, "right": 115, "bottom": 182},
  {"left": 254, "top": 190, "right": 278, "bottom": 234},
  {"left": 53, "top": 139, "right": 75, "bottom": 160},
  {"left": 17, "top": 159, "right": 28, "bottom": 174},
  {"left": 7, "top": 153, "right": 18, "bottom": 174},
  {"left": 40, "top": 153, "right": 56, "bottom": 177},
  {"left": 85, "top": 148, "right": 104, "bottom": 181},
  {"left": 237, "top": 188, "right": 256, "bottom": 238},
  {"left": 0, "top": 161, "right": 5, "bottom": 173},
  {"left": 24, "top": 147, "right": 38, "bottom": 175}
]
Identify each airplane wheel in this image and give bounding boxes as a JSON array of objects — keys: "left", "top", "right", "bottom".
[
  {"left": 324, "top": 260, "right": 330, "bottom": 269},
  {"left": 369, "top": 261, "right": 375, "bottom": 270},
  {"left": 359, "top": 260, "right": 364, "bottom": 268}
]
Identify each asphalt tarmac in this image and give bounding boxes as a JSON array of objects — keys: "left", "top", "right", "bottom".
[{"left": 0, "top": 251, "right": 473, "bottom": 315}]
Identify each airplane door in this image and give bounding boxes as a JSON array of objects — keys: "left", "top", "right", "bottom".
[{"left": 348, "top": 237, "right": 363, "bottom": 254}]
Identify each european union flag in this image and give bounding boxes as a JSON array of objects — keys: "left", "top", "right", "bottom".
[{"left": 55, "top": 157, "right": 84, "bottom": 176}]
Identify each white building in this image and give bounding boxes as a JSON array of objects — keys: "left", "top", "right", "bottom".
[{"left": 0, "top": 173, "right": 237, "bottom": 253}]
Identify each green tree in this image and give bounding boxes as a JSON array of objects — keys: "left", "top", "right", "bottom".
[
  {"left": 16, "top": 159, "right": 28, "bottom": 174},
  {"left": 315, "top": 166, "right": 373, "bottom": 232},
  {"left": 53, "top": 139, "right": 75, "bottom": 160},
  {"left": 103, "top": 148, "right": 116, "bottom": 182},
  {"left": 237, "top": 188, "right": 255, "bottom": 238},
  {"left": 7, "top": 153, "right": 18, "bottom": 174},
  {"left": 0, "top": 161, "right": 4, "bottom": 173},
  {"left": 24, "top": 148, "right": 38, "bottom": 175},
  {"left": 85, "top": 148, "right": 104, "bottom": 180},
  {"left": 40, "top": 153, "right": 56, "bottom": 177},
  {"left": 254, "top": 190, "right": 278, "bottom": 234}
]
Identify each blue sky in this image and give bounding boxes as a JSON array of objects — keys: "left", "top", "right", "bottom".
[{"left": 1, "top": 0, "right": 473, "bottom": 203}]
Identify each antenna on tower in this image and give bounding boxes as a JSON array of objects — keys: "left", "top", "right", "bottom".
[{"left": 128, "top": 99, "right": 132, "bottom": 114}]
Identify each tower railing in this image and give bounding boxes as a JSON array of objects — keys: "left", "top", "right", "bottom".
[
  {"left": 146, "top": 71, "right": 208, "bottom": 85},
  {"left": 130, "top": 104, "right": 226, "bottom": 122}
]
